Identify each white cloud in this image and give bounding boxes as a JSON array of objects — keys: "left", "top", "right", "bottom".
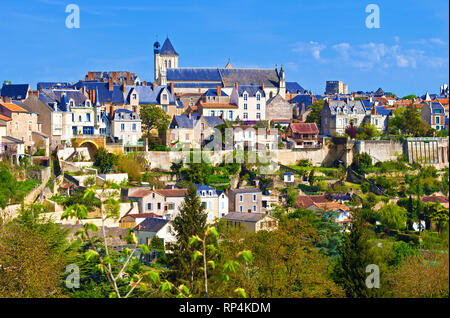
[
  {"left": 396, "top": 55, "right": 409, "bottom": 67},
  {"left": 292, "top": 41, "right": 326, "bottom": 61}
]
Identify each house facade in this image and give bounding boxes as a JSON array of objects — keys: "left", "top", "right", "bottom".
[
  {"left": 224, "top": 212, "right": 278, "bottom": 233},
  {"left": 285, "top": 122, "right": 319, "bottom": 148},
  {"left": 228, "top": 188, "right": 263, "bottom": 214}
]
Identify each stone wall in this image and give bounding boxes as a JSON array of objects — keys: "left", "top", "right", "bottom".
[{"left": 354, "top": 140, "right": 403, "bottom": 163}]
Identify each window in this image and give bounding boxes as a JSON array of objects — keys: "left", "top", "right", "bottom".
[
  {"left": 121, "top": 124, "right": 125, "bottom": 131},
  {"left": 168, "top": 60, "right": 171, "bottom": 68},
  {"left": 256, "top": 94, "right": 260, "bottom": 101},
  {"left": 244, "top": 103, "right": 247, "bottom": 110},
  {"left": 256, "top": 104, "right": 260, "bottom": 110},
  {"left": 256, "top": 113, "right": 261, "bottom": 119},
  {"left": 86, "top": 114, "right": 91, "bottom": 122},
  {"left": 253, "top": 205, "right": 256, "bottom": 212},
  {"left": 239, "top": 206, "right": 243, "bottom": 212},
  {"left": 253, "top": 194, "right": 256, "bottom": 202},
  {"left": 375, "top": 119, "right": 378, "bottom": 126},
  {"left": 243, "top": 93, "right": 248, "bottom": 101},
  {"left": 436, "top": 116, "right": 440, "bottom": 124},
  {"left": 162, "top": 94, "right": 167, "bottom": 101},
  {"left": 229, "top": 111, "right": 233, "bottom": 119},
  {"left": 157, "top": 203, "right": 161, "bottom": 210},
  {"left": 210, "top": 110, "right": 215, "bottom": 116},
  {"left": 132, "top": 123, "right": 137, "bottom": 131},
  {"left": 78, "top": 115, "right": 82, "bottom": 122},
  {"left": 243, "top": 113, "right": 248, "bottom": 119},
  {"left": 133, "top": 94, "right": 137, "bottom": 99},
  {"left": 354, "top": 118, "right": 357, "bottom": 125},
  {"left": 72, "top": 114, "right": 74, "bottom": 122},
  {"left": 239, "top": 195, "right": 243, "bottom": 202},
  {"left": 185, "top": 133, "right": 190, "bottom": 141},
  {"left": 148, "top": 203, "right": 153, "bottom": 210}
]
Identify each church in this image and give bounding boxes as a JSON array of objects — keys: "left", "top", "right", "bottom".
[{"left": 153, "top": 37, "right": 287, "bottom": 100}]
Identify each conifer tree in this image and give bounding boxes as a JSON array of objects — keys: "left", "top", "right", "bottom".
[
  {"left": 167, "top": 183, "right": 207, "bottom": 292},
  {"left": 334, "top": 213, "right": 377, "bottom": 297}
]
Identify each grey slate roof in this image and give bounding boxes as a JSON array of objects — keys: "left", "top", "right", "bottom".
[
  {"left": 73, "top": 81, "right": 124, "bottom": 104},
  {"left": 238, "top": 85, "right": 265, "bottom": 97},
  {"left": 160, "top": 37, "right": 178, "bottom": 55},
  {"left": 126, "top": 85, "right": 176, "bottom": 105},
  {"left": 170, "top": 114, "right": 224, "bottom": 129},
  {"left": 1, "top": 84, "right": 30, "bottom": 100},
  {"left": 39, "top": 89, "right": 88, "bottom": 111},
  {"left": 286, "top": 82, "right": 306, "bottom": 94},
  {"left": 327, "top": 100, "right": 367, "bottom": 115},
  {"left": 224, "top": 212, "right": 266, "bottom": 222},
  {"left": 134, "top": 217, "right": 170, "bottom": 233},
  {"left": 230, "top": 188, "right": 261, "bottom": 194},
  {"left": 205, "top": 88, "right": 228, "bottom": 97},
  {"left": 167, "top": 68, "right": 280, "bottom": 88}
]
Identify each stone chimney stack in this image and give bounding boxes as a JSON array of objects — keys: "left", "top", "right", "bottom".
[
  {"left": 108, "top": 79, "right": 114, "bottom": 91},
  {"left": 152, "top": 82, "right": 156, "bottom": 92},
  {"left": 217, "top": 85, "right": 221, "bottom": 96},
  {"left": 126, "top": 72, "right": 131, "bottom": 82},
  {"left": 262, "top": 83, "right": 265, "bottom": 91},
  {"left": 122, "top": 83, "right": 126, "bottom": 94},
  {"left": 170, "top": 82, "right": 174, "bottom": 94}
]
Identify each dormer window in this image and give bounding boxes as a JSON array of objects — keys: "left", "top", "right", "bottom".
[
  {"left": 243, "top": 93, "right": 248, "bottom": 101},
  {"left": 256, "top": 94, "right": 260, "bottom": 101},
  {"left": 162, "top": 94, "right": 167, "bottom": 101}
]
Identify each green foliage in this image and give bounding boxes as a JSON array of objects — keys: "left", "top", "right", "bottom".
[
  {"left": 93, "top": 148, "right": 117, "bottom": 174},
  {"left": 351, "top": 152, "right": 373, "bottom": 174},
  {"left": 140, "top": 104, "right": 171, "bottom": 134},
  {"left": 389, "top": 105, "right": 433, "bottom": 137},
  {"left": 305, "top": 100, "right": 325, "bottom": 131},
  {"left": 334, "top": 214, "right": 379, "bottom": 297},
  {"left": 356, "top": 123, "right": 381, "bottom": 140},
  {"left": 378, "top": 203, "right": 408, "bottom": 230}
]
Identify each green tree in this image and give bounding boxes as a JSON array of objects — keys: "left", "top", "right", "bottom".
[
  {"left": 167, "top": 183, "right": 207, "bottom": 293},
  {"left": 140, "top": 104, "right": 171, "bottom": 135},
  {"left": 357, "top": 123, "right": 381, "bottom": 140},
  {"left": 93, "top": 148, "right": 117, "bottom": 174},
  {"left": 389, "top": 105, "right": 432, "bottom": 137},
  {"left": 377, "top": 203, "right": 408, "bottom": 230},
  {"left": 351, "top": 152, "right": 373, "bottom": 174},
  {"left": 305, "top": 100, "right": 325, "bottom": 131},
  {"left": 334, "top": 214, "right": 378, "bottom": 297}
]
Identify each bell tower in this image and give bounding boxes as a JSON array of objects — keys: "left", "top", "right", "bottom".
[{"left": 154, "top": 37, "right": 179, "bottom": 85}]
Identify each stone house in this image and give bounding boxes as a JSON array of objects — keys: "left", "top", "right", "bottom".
[
  {"left": 265, "top": 93, "right": 293, "bottom": 121},
  {"left": 224, "top": 212, "right": 278, "bottom": 233},
  {"left": 228, "top": 188, "right": 263, "bottom": 214},
  {"left": 285, "top": 122, "right": 319, "bottom": 148}
]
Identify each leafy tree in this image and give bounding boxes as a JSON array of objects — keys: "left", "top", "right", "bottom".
[
  {"left": 167, "top": 183, "right": 207, "bottom": 293},
  {"left": 93, "top": 148, "right": 117, "bottom": 174},
  {"left": 351, "top": 152, "right": 373, "bottom": 174},
  {"left": 389, "top": 105, "right": 432, "bottom": 137},
  {"left": 0, "top": 166, "right": 17, "bottom": 208},
  {"left": 357, "top": 123, "right": 381, "bottom": 140},
  {"left": 305, "top": 100, "right": 325, "bottom": 131},
  {"left": 426, "top": 203, "right": 449, "bottom": 234},
  {"left": 345, "top": 120, "right": 358, "bottom": 139},
  {"left": 377, "top": 203, "right": 408, "bottom": 230},
  {"left": 140, "top": 104, "right": 171, "bottom": 135},
  {"left": 0, "top": 223, "right": 66, "bottom": 297},
  {"left": 334, "top": 214, "right": 378, "bottom": 297},
  {"left": 401, "top": 95, "right": 417, "bottom": 100},
  {"left": 115, "top": 156, "right": 142, "bottom": 182},
  {"left": 386, "top": 253, "right": 449, "bottom": 297}
]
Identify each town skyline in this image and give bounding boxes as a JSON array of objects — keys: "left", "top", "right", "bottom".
[{"left": 0, "top": 0, "right": 448, "bottom": 96}]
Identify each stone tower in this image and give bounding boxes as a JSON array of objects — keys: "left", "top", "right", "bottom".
[{"left": 154, "top": 37, "right": 179, "bottom": 85}]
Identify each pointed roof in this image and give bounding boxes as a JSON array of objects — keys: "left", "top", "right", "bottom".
[
  {"left": 424, "top": 92, "right": 431, "bottom": 101},
  {"left": 160, "top": 37, "right": 178, "bottom": 56},
  {"left": 225, "top": 59, "right": 233, "bottom": 69}
]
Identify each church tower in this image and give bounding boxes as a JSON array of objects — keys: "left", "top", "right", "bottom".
[
  {"left": 278, "top": 65, "right": 286, "bottom": 98},
  {"left": 154, "top": 37, "right": 179, "bottom": 85}
]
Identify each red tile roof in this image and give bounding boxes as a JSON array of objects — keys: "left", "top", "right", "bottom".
[
  {"left": 155, "top": 189, "right": 188, "bottom": 197},
  {"left": 200, "top": 102, "right": 238, "bottom": 109},
  {"left": 0, "top": 114, "right": 11, "bottom": 121},
  {"left": 295, "top": 195, "right": 329, "bottom": 209},
  {"left": 290, "top": 122, "right": 319, "bottom": 134},
  {"left": 0, "top": 102, "right": 27, "bottom": 112}
]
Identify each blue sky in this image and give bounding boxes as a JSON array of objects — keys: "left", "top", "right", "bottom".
[{"left": 0, "top": 0, "right": 448, "bottom": 96}]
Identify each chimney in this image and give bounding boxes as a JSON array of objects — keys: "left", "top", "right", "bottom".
[
  {"left": 142, "top": 81, "right": 147, "bottom": 87},
  {"left": 131, "top": 73, "right": 135, "bottom": 78},
  {"left": 122, "top": 83, "right": 126, "bottom": 94},
  {"left": 126, "top": 72, "right": 131, "bottom": 81},
  {"left": 170, "top": 82, "right": 174, "bottom": 94},
  {"left": 152, "top": 82, "right": 156, "bottom": 92},
  {"left": 262, "top": 83, "right": 265, "bottom": 91},
  {"left": 88, "top": 71, "right": 93, "bottom": 80},
  {"left": 112, "top": 72, "right": 117, "bottom": 81},
  {"left": 234, "top": 82, "right": 238, "bottom": 91},
  {"left": 217, "top": 85, "right": 221, "bottom": 96},
  {"left": 138, "top": 224, "right": 141, "bottom": 231},
  {"left": 108, "top": 79, "right": 113, "bottom": 91}
]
